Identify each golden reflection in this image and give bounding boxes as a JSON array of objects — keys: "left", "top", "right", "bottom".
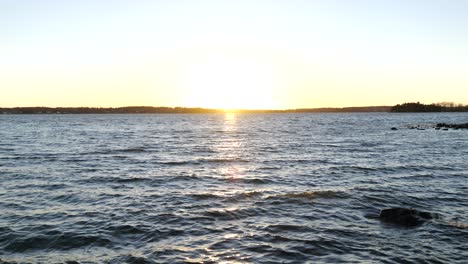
[
  {"left": 221, "top": 112, "right": 238, "bottom": 140},
  {"left": 214, "top": 112, "right": 245, "bottom": 181},
  {"left": 224, "top": 112, "right": 237, "bottom": 122}
]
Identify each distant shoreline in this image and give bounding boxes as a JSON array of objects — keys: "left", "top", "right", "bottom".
[
  {"left": 0, "top": 106, "right": 391, "bottom": 114},
  {"left": 390, "top": 102, "right": 468, "bottom": 113},
  {"left": 2, "top": 103, "right": 468, "bottom": 114}
]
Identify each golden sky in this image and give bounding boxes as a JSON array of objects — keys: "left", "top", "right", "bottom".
[{"left": 1, "top": 0, "right": 467, "bottom": 109}]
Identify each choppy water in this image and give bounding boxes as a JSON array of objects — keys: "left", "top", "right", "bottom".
[{"left": 1, "top": 113, "right": 467, "bottom": 263}]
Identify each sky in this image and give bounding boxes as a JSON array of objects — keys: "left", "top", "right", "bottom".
[{"left": 1, "top": 0, "right": 467, "bottom": 109}]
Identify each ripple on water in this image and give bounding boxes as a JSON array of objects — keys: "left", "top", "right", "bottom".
[
  {"left": 203, "top": 207, "right": 268, "bottom": 221},
  {"left": 266, "top": 190, "right": 350, "bottom": 202},
  {"left": 4, "top": 232, "right": 113, "bottom": 253}
]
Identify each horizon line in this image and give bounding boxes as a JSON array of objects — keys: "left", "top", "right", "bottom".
[
  {"left": 0, "top": 105, "right": 394, "bottom": 114},
  {"left": 0, "top": 105, "right": 392, "bottom": 110}
]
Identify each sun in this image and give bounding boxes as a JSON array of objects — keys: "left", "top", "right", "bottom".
[{"left": 181, "top": 57, "right": 279, "bottom": 110}]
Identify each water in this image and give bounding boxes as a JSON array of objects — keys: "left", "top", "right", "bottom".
[{"left": 0, "top": 113, "right": 467, "bottom": 263}]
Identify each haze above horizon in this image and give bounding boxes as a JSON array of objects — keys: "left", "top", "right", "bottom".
[{"left": 1, "top": 0, "right": 467, "bottom": 109}]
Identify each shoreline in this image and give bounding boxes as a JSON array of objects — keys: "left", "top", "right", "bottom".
[{"left": 0, "top": 106, "right": 392, "bottom": 114}]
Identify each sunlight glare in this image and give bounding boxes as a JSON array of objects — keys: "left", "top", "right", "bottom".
[{"left": 181, "top": 57, "right": 278, "bottom": 110}]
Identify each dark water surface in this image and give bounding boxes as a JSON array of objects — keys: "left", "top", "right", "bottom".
[{"left": 0, "top": 113, "right": 467, "bottom": 263}]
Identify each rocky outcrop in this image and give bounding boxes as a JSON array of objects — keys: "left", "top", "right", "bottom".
[
  {"left": 436, "top": 123, "right": 468, "bottom": 129},
  {"left": 403, "top": 123, "right": 468, "bottom": 130},
  {"left": 379, "top": 208, "right": 437, "bottom": 227}
]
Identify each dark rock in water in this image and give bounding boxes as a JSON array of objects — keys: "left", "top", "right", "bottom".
[
  {"left": 436, "top": 123, "right": 468, "bottom": 129},
  {"left": 379, "top": 208, "right": 435, "bottom": 227},
  {"left": 391, "top": 127, "right": 398, "bottom": 130}
]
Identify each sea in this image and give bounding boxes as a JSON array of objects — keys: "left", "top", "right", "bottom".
[{"left": 0, "top": 113, "right": 467, "bottom": 263}]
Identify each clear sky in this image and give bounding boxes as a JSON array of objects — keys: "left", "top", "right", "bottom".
[{"left": 1, "top": 0, "right": 467, "bottom": 109}]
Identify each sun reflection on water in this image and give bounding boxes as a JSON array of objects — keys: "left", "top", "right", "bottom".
[{"left": 214, "top": 113, "right": 246, "bottom": 181}]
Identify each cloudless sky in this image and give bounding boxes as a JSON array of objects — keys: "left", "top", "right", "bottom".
[{"left": 1, "top": 0, "right": 467, "bottom": 109}]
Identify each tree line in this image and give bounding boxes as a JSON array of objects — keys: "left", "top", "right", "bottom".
[
  {"left": 0, "top": 106, "right": 223, "bottom": 114},
  {"left": 390, "top": 102, "right": 468, "bottom": 112},
  {"left": 0, "top": 106, "right": 391, "bottom": 114},
  {"left": 1, "top": 103, "right": 466, "bottom": 114}
]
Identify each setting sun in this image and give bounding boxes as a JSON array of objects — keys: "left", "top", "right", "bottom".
[{"left": 180, "top": 56, "right": 280, "bottom": 110}]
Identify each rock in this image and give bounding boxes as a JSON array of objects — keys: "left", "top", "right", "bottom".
[
  {"left": 391, "top": 127, "right": 398, "bottom": 130},
  {"left": 379, "top": 208, "right": 434, "bottom": 227},
  {"left": 436, "top": 123, "right": 468, "bottom": 129}
]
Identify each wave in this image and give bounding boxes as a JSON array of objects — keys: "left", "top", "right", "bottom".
[
  {"left": 234, "top": 191, "right": 263, "bottom": 199},
  {"left": 443, "top": 221, "right": 468, "bottom": 229},
  {"left": 385, "top": 164, "right": 460, "bottom": 173},
  {"left": 203, "top": 207, "right": 265, "bottom": 220},
  {"left": 201, "top": 157, "right": 249, "bottom": 163},
  {"left": 256, "top": 165, "right": 282, "bottom": 171},
  {"left": 393, "top": 173, "right": 436, "bottom": 181},
  {"left": 191, "top": 146, "right": 216, "bottom": 153},
  {"left": 0, "top": 154, "right": 58, "bottom": 161},
  {"left": 87, "top": 147, "right": 147, "bottom": 155},
  {"left": 4, "top": 232, "right": 112, "bottom": 253},
  {"left": 158, "top": 157, "right": 249, "bottom": 166},
  {"left": 119, "top": 148, "right": 146, "bottom": 153},
  {"left": 190, "top": 193, "right": 221, "bottom": 200},
  {"left": 115, "top": 255, "right": 155, "bottom": 264},
  {"left": 190, "top": 191, "right": 263, "bottom": 201},
  {"left": 242, "top": 178, "right": 270, "bottom": 184},
  {"left": 263, "top": 224, "right": 313, "bottom": 233},
  {"left": 158, "top": 160, "right": 198, "bottom": 165},
  {"left": 115, "top": 177, "right": 151, "bottom": 183},
  {"left": 267, "top": 190, "right": 349, "bottom": 201},
  {"left": 78, "top": 176, "right": 156, "bottom": 187},
  {"left": 107, "top": 224, "right": 146, "bottom": 235},
  {"left": 52, "top": 193, "right": 82, "bottom": 204},
  {"left": 170, "top": 174, "right": 202, "bottom": 182}
]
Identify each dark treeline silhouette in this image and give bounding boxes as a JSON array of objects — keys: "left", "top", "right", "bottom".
[
  {"left": 0, "top": 106, "right": 392, "bottom": 114},
  {"left": 391, "top": 102, "right": 468, "bottom": 112},
  {"left": 290, "top": 106, "right": 391, "bottom": 113},
  {"left": 0, "top": 106, "right": 225, "bottom": 114},
  {"left": 2, "top": 103, "right": 467, "bottom": 114}
]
